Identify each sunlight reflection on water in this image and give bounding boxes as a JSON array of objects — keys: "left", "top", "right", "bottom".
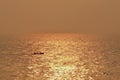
[
  {"left": 21, "top": 34, "right": 102, "bottom": 80},
  {"left": 0, "top": 34, "right": 120, "bottom": 80}
]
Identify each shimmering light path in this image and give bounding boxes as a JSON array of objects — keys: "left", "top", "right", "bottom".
[{"left": 0, "top": 34, "right": 120, "bottom": 80}]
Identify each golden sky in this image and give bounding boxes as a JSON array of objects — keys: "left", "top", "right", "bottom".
[{"left": 0, "top": 0, "right": 120, "bottom": 35}]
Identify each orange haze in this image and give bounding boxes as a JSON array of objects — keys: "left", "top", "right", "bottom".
[{"left": 0, "top": 0, "right": 120, "bottom": 35}]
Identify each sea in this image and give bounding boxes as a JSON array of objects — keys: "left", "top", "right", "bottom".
[{"left": 0, "top": 33, "right": 120, "bottom": 80}]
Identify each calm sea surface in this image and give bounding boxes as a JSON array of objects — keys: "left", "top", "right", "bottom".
[{"left": 0, "top": 33, "right": 120, "bottom": 80}]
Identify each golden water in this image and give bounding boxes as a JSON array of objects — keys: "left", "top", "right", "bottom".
[{"left": 0, "top": 33, "right": 120, "bottom": 80}]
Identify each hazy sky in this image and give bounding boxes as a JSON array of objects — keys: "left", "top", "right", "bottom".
[{"left": 0, "top": 0, "right": 120, "bottom": 35}]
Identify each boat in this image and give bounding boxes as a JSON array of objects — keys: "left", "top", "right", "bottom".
[{"left": 33, "top": 52, "right": 44, "bottom": 55}]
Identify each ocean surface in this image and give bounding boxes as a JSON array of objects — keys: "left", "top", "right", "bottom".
[{"left": 0, "top": 33, "right": 120, "bottom": 80}]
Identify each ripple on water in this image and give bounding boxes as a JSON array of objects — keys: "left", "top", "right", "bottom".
[{"left": 0, "top": 34, "right": 120, "bottom": 80}]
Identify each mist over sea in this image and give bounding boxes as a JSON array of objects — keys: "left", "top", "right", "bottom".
[{"left": 0, "top": 33, "right": 120, "bottom": 80}]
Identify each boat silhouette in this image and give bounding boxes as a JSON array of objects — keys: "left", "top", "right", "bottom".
[{"left": 33, "top": 52, "right": 44, "bottom": 55}]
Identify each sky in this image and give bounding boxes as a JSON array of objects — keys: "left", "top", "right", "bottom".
[{"left": 0, "top": 0, "right": 120, "bottom": 35}]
